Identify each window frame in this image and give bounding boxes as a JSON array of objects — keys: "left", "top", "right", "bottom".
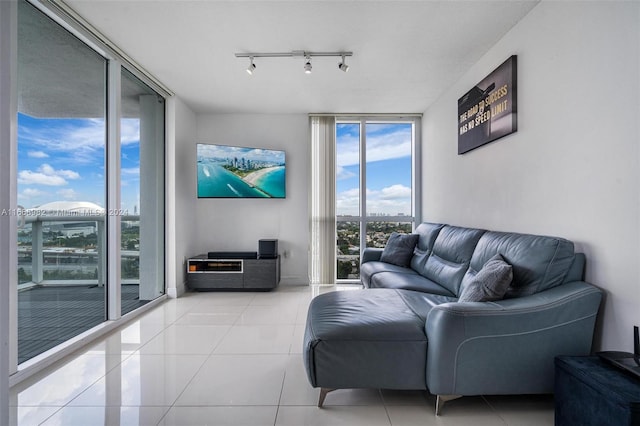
[{"left": 335, "top": 115, "right": 422, "bottom": 283}]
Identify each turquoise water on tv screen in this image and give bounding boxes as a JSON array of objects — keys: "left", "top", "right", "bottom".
[
  {"left": 197, "top": 162, "right": 285, "bottom": 198},
  {"left": 254, "top": 166, "right": 285, "bottom": 198}
]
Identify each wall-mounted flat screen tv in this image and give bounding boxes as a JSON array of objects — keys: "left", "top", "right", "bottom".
[{"left": 197, "top": 143, "right": 286, "bottom": 198}]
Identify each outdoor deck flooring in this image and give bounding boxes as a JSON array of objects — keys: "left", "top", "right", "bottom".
[{"left": 17, "top": 284, "right": 148, "bottom": 364}]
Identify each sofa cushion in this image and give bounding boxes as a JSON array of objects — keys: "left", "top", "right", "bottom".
[
  {"left": 420, "top": 225, "right": 486, "bottom": 296},
  {"left": 361, "top": 261, "right": 419, "bottom": 288},
  {"left": 458, "top": 253, "right": 513, "bottom": 302},
  {"left": 370, "top": 271, "right": 456, "bottom": 297},
  {"left": 380, "top": 232, "right": 419, "bottom": 267},
  {"left": 303, "top": 289, "right": 430, "bottom": 390},
  {"left": 396, "top": 288, "right": 458, "bottom": 317},
  {"left": 465, "top": 231, "right": 575, "bottom": 298}
]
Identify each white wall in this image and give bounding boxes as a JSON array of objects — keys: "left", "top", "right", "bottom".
[
  {"left": 422, "top": 1, "right": 640, "bottom": 351},
  {"left": 171, "top": 97, "right": 198, "bottom": 295},
  {"left": 194, "top": 114, "right": 309, "bottom": 285}
]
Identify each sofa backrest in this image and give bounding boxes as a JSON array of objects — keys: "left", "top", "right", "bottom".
[
  {"left": 563, "top": 253, "right": 585, "bottom": 284},
  {"left": 413, "top": 225, "right": 486, "bottom": 296},
  {"left": 410, "top": 222, "right": 445, "bottom": 272},
  {"left": 460, "top": 230, "right": 576, "bottom": 298},
  {"left": 406, "top": 223, "right": 580, "bottom": 298}
]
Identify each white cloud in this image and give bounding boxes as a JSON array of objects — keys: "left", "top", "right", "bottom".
[
  {"left": 337, "top": 125, "right": 412, "bottom": 167},
  {"left": 19, "top": 188, "right": 47, "bottom": 199},
  {"left": 336, "top": 165, "right": 356, "bottom": 181},
  {"left": 366, "top": 129, "right": 412, "bottom": 163},
  {"left": 121, "top": 168, "right": 140, "bottom": 188},
  {"left": 336, "top": 134, "right": 360, "bottom": 167},
  {"left": 27, "top": 150, "right": 49, "bottom": 158},
  {"left": 367, "top": 199, "right": 412, "bottom": 216},
  {"left": 17, "top": 164, "right": 80, "bottom": 186},
  {"left": 18, "top": 118, "right": 128, "bottom": 164},
  {"left": 57, "top": 189, "right": 78, "bottom": 200},
  {"left": 337, "top": 185, "right": 412, "bottom": 216},
  {"left": 18, "top": 170, "right": 67, "bottom": 186},
  {"left": 336, "top": 188, "right": 360, "bottom": 216},
  {"left": 121, "top": 119, "right": 140, "bottom": 145},
  {"left": 379, "top": 184, "right": 412, "bottom": 199},
  {"left": 39, "top": 164, "right": 80, "bottom": 180},
  {"left": 121, "top": 167, "right": 140, "bottom": 176},
  {"left": 58, "top": 169, "right": 80, "bottom": 179}
]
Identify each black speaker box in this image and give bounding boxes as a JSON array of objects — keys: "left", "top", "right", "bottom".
[{"left": 258, "top": 239, "right": 278, "bottom": 259}]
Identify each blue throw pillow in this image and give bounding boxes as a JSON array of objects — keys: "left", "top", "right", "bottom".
[
  {"left": 458, "top": 253, "right": 513, "bottom": 302},
  {"left": 380, "top": 232, "right": 419, "bottom": 267}
]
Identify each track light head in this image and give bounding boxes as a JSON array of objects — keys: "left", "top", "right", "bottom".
[
  {"left": 304, "top": 57, "right": 312, "bottom": 74},
  {"left": 338, "top": 55, "right": 349, "bottom": 72},
  {"left": 246, "top": 57, "right": 256, "bottom": 75}
]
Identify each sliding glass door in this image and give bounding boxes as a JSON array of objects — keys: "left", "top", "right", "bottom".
[
  {"left": 17, "top": 0, "right": 108, "bottom": 363},
  {"left": 336, "top": 118, "right": 419, "bottom": 281},
  {"left": 15, "top": 0, "right": 165, "bottom": 365}
]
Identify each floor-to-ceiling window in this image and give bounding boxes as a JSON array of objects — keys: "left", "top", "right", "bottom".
[
  {"left": 336, "top": 118, "right": 420, "bottom": 281},
  {"left": 16, "top": 0, "right": 108, "bottom": 363},
  {"left": 15, "top": 0, "right": 166, "bottom": 366},
  {"left": 120, "top": 69, "right": 165, "bottom": 316}
]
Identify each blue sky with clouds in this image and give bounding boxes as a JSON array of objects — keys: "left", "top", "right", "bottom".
[
  {"left": 336, "top": 122, "right": 413, "bottom": 216},
  {"left": 18, "top": 114, "right": 412, "bottom": 216},
  {"left": 17, "top": 113, "right": 140, "bottom": 212}
]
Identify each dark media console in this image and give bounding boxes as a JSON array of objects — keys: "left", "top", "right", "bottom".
[
  {"left": 188, "top": 244, "right": 280, "bottom": 290},
  {"left": 189, "top": 240, "right": 280, "bottom": 291}
]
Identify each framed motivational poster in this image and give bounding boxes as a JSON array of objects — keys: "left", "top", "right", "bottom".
[{"left": 458, "top": 55, "right": 517, "bottom": 154}]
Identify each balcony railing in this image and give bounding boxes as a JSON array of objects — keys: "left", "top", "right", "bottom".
[{"left": 18, "top": 213, "right": 140, "bottom": 290}]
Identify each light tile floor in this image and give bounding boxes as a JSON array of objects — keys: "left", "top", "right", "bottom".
[{"left": 9, "top": 285, "right": 555, "bottom": 425}]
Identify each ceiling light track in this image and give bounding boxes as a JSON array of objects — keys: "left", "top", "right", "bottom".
[
  {"left": 235, "top": 51, "right": 352, "bottom": 59},
  {"left": 235, "top": 50, "right": 352, "bottom": 74}
]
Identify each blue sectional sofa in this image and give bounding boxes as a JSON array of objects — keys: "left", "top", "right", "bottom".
[{"left": 303, "top": 222, "right": 603, "bottom": 415}]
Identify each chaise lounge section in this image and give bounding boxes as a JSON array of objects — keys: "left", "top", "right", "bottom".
[{"left": 303, "top": 222, "right": 603, "bottom": 414}]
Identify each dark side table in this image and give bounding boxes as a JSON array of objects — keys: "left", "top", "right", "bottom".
[{"left": 555, "top": 356, "right": 640, "bottom": 426}]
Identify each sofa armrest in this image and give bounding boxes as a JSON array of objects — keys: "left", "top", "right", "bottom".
[
  {"left": 361, "top": 247, "right": 383, "bottom": 264},
  {"left": 425, "top": 281, "right": 602, "bottom": 396}
]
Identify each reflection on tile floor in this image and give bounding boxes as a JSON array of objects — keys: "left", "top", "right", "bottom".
[{"left": 10, "top": 284, "right": 554, "bottom": 425}]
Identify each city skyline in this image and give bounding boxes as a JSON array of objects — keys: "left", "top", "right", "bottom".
[{"left": 197, "top": 143, "right": 285, "bottom": 166}]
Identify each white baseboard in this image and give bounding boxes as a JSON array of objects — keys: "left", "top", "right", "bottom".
[{"left": 167, "top": 281, "right": 186, "bottom": 298}]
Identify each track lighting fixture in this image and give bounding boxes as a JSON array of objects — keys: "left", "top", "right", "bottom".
[
  {"left": 338, "top": 54, "right": 349, "bottom": 72},
  {"left": 235, "top": 50, "right": 352, "bottom": 74},
  {"left": 246, "top": 57, "right": 256, "bottom": 75}
]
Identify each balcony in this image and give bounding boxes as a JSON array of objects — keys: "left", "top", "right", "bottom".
[{"left": 17, "top": 210, "right": 151, "bottom": 364}]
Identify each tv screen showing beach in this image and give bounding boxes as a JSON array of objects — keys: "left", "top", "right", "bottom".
[{"left": 197, "top": 143, "right": 286, "bottom": 198}]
